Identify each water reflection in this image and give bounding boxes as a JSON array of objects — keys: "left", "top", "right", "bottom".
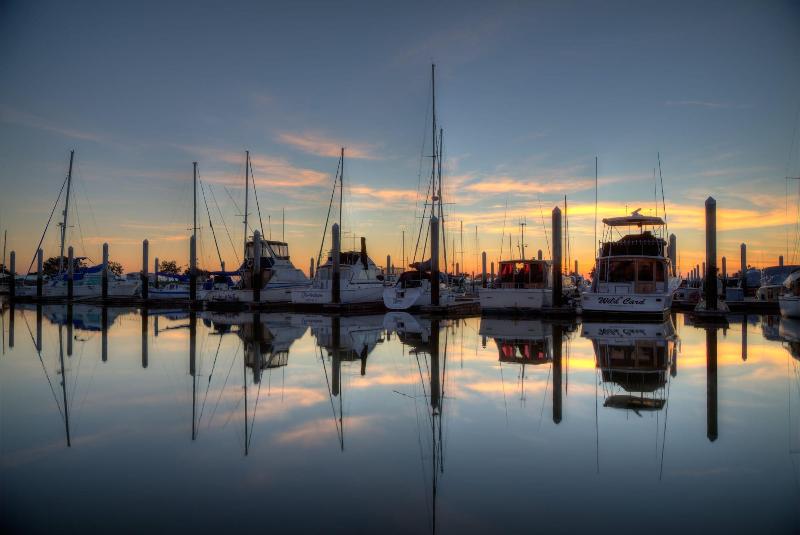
[{"left": 1, "top": 302, "right": 800, "bottom": 532}]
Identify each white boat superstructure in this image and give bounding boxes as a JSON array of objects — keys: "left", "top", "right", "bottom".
[
  {"left": 582, "top": 210, "right": 679, "bottom": 317},
  {"left": 479, "top": 259, "right": 575, "bottom": 313},
  {"left": 779, "top": 270, "right": 800, "bottom": 318},
  {"left": 203, "top": 239, "right": 310, "bottom": 303},
  {"left": 291, "top": 250, "right": 384, "bottom": 305}
]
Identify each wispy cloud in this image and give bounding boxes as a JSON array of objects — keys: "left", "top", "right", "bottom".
[
  {"left": 277, "top": 131, "right": 380, "bottom": 160},
  {"left": 0, "top": 105, "right": 105, "bottom": 143},
  {"left": 664, "top": 100, "right": 744, "bottom": 109}
]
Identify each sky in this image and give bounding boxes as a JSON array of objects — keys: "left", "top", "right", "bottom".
[{"left": 1, "top": 0, "right": 799, "bottom": 276}]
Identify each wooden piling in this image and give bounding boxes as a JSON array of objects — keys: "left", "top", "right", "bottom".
[
  {"left": 722, "top": 256, "right": 727, "bottom": 293},
  {"left": 669, "top": 234, "right": 677, "bottom": 276},
  {"left": 706, "top": 327, "right": 718, "bottom": 441},
  {"left": 490, "top": 261, "right": 494, "bottom": 285},
  {"left": 154, "top": 257, "right": 159, "bottom": 289},
  {"left": 36, "top": 249, "right": 43, "bottom": 298},
  {"left": 740, "top": 243, "right": 747, "bottom": 291},
  {"left": 252, "top": 230, "right": 261, "bottom": 303},
  {"left": 552, "top": 324, "right": 563, "bottom": 424},
  {"left": 704, "top": 197, "right": 717, "bottom": 311},
  {"left": 431, "top": 216, "right": 440, "bottom": 306},
  {"left": 780, "top": 255, "right": 784, "bottom": 267},
  {"left": 141, "top": 239, "right": 149, "bottom": 300},
  {"left": 67, "top": 246, "right": 74, "bottom": 300},
  {"left": 102, "top": 243, "right": 108, "bottom": 299},
  {"left": 332, "top": 223, "right": 341, "bottom": 304},
  {"left": 552, "top": 207, "right": 562, "bottom": 307},
  {"left": 481, "top": 251, "right": 487, "bottom": 288},
  {"left": 8, "top": 251, "right": 15, "bottom": 300},
  {"left": 309, "top": 257, "right": 315, "bottom": 279},
  {"left": 537, "top": 249, "right": 543, "bottom": 261}
]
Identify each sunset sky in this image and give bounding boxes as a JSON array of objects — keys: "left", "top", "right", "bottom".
[{"left": 1, "top": 0, "right": 799, "bottom": 276}]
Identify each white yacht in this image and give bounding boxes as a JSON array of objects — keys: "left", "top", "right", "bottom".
[
  {"left": 15, "top": 263, "right": 140, "bottom": 298},
  {"left": 291, "top": 249, "right": 384, "bottom": 305},
  {"left": 479, "top": 258, "right": 576, "bottom": 313},
  {"left": 203, "top": 238, "right": 310, "bottom": 304},
  {"left": 779, "top": 270, "right": 800, "bottom": 318},
  {"left": 582, "top": 210, "right": 679, "bottom": 317},
  {"left": 383, "top": 266, "right": 455, "bottom": 310},
  {"left": 758, "top": 265, "right": 800, "bottom": 302}
]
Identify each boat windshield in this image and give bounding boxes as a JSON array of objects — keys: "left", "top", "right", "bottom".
[
  {"left": 267, "top": 241, "right": 290, "bottom": 259},
  {"left": 597, "top": 259, "right": 665, "bottom": 284}
]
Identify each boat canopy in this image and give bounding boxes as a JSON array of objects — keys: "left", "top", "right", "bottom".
[{"left": 603, "top": 210, "right": 665, "bottom": 228}]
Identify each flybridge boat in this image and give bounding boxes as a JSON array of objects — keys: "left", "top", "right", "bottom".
[
  {"left": 291, "top": 248, "right": 384, "bottom": 305},
  {"left": 203, "top": 238, "right": 309, "bottom": 303},
  {"left": 479, "top": 258, "right": 575, "bottom": 313},
  {"left": 582, "top": 210, "right": 679, "bottom": 317},
  {"left": 758, "top": 265, "right": 800, "bottom": 302}
]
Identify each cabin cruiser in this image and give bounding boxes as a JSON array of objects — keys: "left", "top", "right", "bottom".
[
  {"left": 582, "top": 210, "right": 678, "bottom": 317},
  {"left": 779, "top": 270, "right": 800, "bottom": 318},
  {"left": 583, "top": 318, "right": 677, "bottom": 412},
  {"left": 15, "top": 263, "right": 140, "bottom": 298},
  {"left": 291, "top": 248, "right": 384, "bottom": 305},
  {"left": 758, "top": 265, "right": 800, "bottom": 302},
  {"left": 478, "top": 258, "right": 575, "bottom": 313},
  {"left": 383, "top": 262, "right": 456, "bottom": 310},
  {"left": 203, "top": 238, "right": 310, "bottom": 304}
]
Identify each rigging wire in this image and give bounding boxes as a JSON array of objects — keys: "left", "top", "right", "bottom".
[
  {"left": 208, "top": 184, "right": 240, "bottom": 267},
  {"left": 249, "top": 158, "right": 266, "bottom": 237},
  {"left": 315, "top": 156, "right": 342, "bottom": 269},
  {"left": 199, "top": 180, "right": 224, "bottom": 269},
  {"left": 25, "top": 173, "right": 69, "bottom": 277}
]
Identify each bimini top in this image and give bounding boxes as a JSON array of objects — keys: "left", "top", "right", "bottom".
[{"left": 603, "top": 209, "right": 665, "bottom": 228}]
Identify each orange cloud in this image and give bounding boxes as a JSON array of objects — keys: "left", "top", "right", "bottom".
[{"left": 277, "top": 131, "right": 380, "bottom": 160}]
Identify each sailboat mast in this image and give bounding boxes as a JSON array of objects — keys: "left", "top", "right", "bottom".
[
  {"left": 58, "top": 150, "right": 75, "bottom": 274},
  {"left": 243, "top": 150, "right": 250, "bottom": 259},
  {"left": 339, "top": 148, "right": 344, "bottom": 236},
  {"left": 193, "top": 161, "right": 198, "bottom": 266}
]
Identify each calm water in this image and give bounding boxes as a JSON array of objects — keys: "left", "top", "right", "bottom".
[{"left": 1, "top": 304, "right": 799, "bottom": 534}]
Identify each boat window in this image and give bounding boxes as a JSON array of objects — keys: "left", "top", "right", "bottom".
[
  {"left": 655, "top": 262, "right": 665, "bottom": 282},
  {"left": 637, "top": 261, "right": 654, "bottom": 282},
  {"left": 609, "top": 260, "right": 635, "bottom": 283}
]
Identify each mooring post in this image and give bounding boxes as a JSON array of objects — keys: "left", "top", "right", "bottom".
[
  {"left": 490, "top": 261, "right": 495, "bottom": 286},
  {"left": 574, "top": 259, "right": 578, "bottom": 276},
  {"left": 456, "top": 262, "right": 460, "bottom": 275},
  {"left": 741, "top": 315, "right": 748, "bottom": 361},
  {"left": 141, "top": 308, "right": 148, "bottom": 368},
  {"left": 705, "top": 197, "right": 717, "bottom": 311},
  {"left": 740, "top": 243, "right": 747, "bottom": 292},
  {"left": 8, "top": 251, "right": 15, "bottom": 300},
  {"left": 141, "top": 239, "right": 149, "bottom": 300},
  {"left": 309, "top": 257, "right": 315, "bottom": 279},
  {"left": 386, "top": 255, "right": 391, "bottom": 278},
  {"left": 36, "top": 249, "right": 43, "bottom": 298},
  {"left": 431, "top": 216, "right": 440, "bottom": 306},
  {"left": 67, "top": 246, "right": 74, "bottom": 300},
  {"left": 780, "top": 255, "right": 784, "bottom": 267},
  {"left": 669, "top": 234, "right": 677, "bottom": 276},
  {"left": 481, "top": 251, "right": 487, "bottom": 288},
  {"left": 154, "top": 257, "right": 159, "bottom": 289},
  {"left": 706, "top": 327, "right": 718, "bottom": 441},
  {"left": 552, "top": 324, "right": 563, "bottom": 424},
  {"left": 538, "top": 249, "right": 543, "bottom": 261},
  {"left": 721, "top": 256, "right": 727, "bottom": 295},
  {"left": 552, "top": 207, "right": 562, "bottom": 307},
  {"left": 332, "top": 223, "right": 341, "bottom": 304},
  {"left": 252, "top": 230, "right": 261, "bottom": 303},
  {"left": 102, "top": 243, "right": 109, "bottom": 299},
  {"left": 190, "top": 236, "right": 198, "bottom": 301}
]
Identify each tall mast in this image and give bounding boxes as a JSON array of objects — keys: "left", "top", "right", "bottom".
[
  {"left": 193, "top": 161, "right": 198, "bottom": 266},
  {"left": 58, "top": 150, "right": 74, "bottom": 273},
  {"left": 339, "top": 148, "right": 344, "bottom": 234},
  {"left": 243, "top": 150, "right": 250, "bottom": 258}
]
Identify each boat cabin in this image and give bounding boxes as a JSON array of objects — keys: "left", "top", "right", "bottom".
[
  {"left": 494, "top": 259, "right": 551, "bottom": 289},
  {"left": 593, "top": 212, "right": 670, "bottom": 295},
  {"left": 314, "top": 250, "right": 380, "bottom": 280},
  {"left": 244, "top": 238, "right": 291, "bottom": 267}
]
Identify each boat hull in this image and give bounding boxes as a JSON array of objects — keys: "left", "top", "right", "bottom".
[
  {"left": 478, "top": 287, "right": 552, "bottom": 312},
  {"left": 779, "top": 295, "right": 800, "bottom": 318},
  {"left": 581, "top": 291, "right": 672, "bottom": 316},
  {"left": 203, "top": 282, "right": 311, "bottom": 304},
  {"left": 383, "top": 285, "right": 456, "bottom": 310},
  {"left": 15, "top": 280, "right": 140, "bottom": 298},
  {"left": 291, "top": 283, "right": 384, "bottom": 305}
]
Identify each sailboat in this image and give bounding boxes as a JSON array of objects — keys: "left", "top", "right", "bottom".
[
  {"left": 291, "top": 149, "right": 385, "bottom": 305},
  {"left": 383, "top": 64, "right": 455, "bottom": 310},
  {"left": 202, "top": 151, "right": 310, "bottom": 304},
  {"left": 16, "top": 151, "right": 139, "bottom": 299}
]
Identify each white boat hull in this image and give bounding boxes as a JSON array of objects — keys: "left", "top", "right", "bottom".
[
  {"left": 581, "top": 291, "right": 672, "bottom": 315},
  {"left": 478, "top": 287, "right": 551, "bottom": 312},
  {"left": 291, "top": 283, "right": 384, "bottom": 305},
  {"left": 779, "top": 295, "right": 800, "bottom": 318},
  {"left": 15, "top": 280, "right": 140, "bottom": 298},
  {"left": 203, "top": 282, "right": 311, "bottom": 304},
  {"left": 383, "top": 284, "right": 455, "bottom": 310}
]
